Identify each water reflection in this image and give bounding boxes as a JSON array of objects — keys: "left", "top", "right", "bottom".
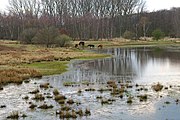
[
  {"left": 1, "top": 47, "right": 180, "bottom": 120},
  {"left": 63, "top": 47, "right": 180, "bottom": 84}
]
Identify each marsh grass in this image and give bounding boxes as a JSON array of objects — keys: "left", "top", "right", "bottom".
[
  {"left": 38, "top": 104, "right": 53, "bottom": 109},
  {"left": 7, "top": 111, "right": 19, "bottom": 119},
  {"left": 152, "top": 83, "right": 163, "bottom": 92},
  {"left": 29, "top": 103, "right": 37, "bottom": 109},
  {"left": 40, "top": 83, "right": 50, "bottom": 89},
  {"left": 33, "top": 93, "right": 45, "bottom": 101},
  {"left": 53, "top": 89, "right": 60, "bottom": 95},
  {"left": 0, "top": 68, "right": 42, "bottom": 85},
  {"left": 54, "top": 95, "right": 66, "bottom": 101},
  {"left": 0, "top": 40, "right": 109, "bottom": 85},
  {"left": 23, "top": 61, "right": 68, "bottom": 76}
]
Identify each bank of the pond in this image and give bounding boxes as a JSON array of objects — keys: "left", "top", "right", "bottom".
[
  {"left": 0, "top": 40, "right": 109, "bottom": 85},
  {"left": 22, "top": 54, "right": 110, "bottom": 76},
  {"left": 0, "top": 39, "right": 180, "bottom": 85}
]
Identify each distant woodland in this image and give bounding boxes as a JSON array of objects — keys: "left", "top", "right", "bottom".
[{"left": 0, "top": 0, "right": 180, "bottom": 43}]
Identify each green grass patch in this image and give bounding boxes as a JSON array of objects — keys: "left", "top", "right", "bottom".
[{"left": 22, "top": 61, "right": 68, "bottom": 76}]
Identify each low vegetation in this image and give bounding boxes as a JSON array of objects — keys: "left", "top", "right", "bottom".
[
  {"left": 152, "top": 82, "right": 164, "bottom": 92},
  {"left": 0, "top": 40, "right": 108, "bottom": 85}
]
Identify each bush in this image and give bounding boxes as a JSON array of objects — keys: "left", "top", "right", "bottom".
[
  {"left": 152, "top": 29, "right": 165, "bottom": 40},
  {"left": 123, "top": 31, "right": 135, "bottom": 40},
  {"left": 32, "top": 26, "right": 59, "bottom": 47},
  {"left": 55, "top": 34, "right": 72, "bottom": 47},
  {"left": 19, "top": 28, "right": 37, "bottom": 44}
]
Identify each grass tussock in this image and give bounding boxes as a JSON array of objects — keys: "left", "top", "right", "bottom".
[
  {"left": 7, "top": 111, "right": 19, "bottom": 119},
  {"left": 152, "top": 82, "right": 163, "bottom": 92},
  {"left": 38, "top": 104, "right": 53, "bottom": 109},
  {"left": 32, "top": 93, "right": 45, "bottom": 101}
]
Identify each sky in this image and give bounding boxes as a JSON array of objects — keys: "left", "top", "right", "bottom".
[{"left": 0, "top": 0, "right": 180, "bottom": 12}]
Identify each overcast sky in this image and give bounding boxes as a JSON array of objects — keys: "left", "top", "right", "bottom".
[{"left": 0, "top": 0, "right": 180, "bottom": 12}]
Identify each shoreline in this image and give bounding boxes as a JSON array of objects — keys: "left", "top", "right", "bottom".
[{"left": 0, "top": 39, "right": 180, "bottom": 86}]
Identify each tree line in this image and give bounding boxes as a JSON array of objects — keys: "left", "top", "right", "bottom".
[{"left": 0, "top": 0, "right": 179, "bottom": 45}]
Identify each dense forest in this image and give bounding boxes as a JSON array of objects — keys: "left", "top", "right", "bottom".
[{"left": 0, "top": 0, "right": 180, "bottom": 43}]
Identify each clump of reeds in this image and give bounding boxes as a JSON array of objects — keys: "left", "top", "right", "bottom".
[
  {"left": 85, "top": 108, "right": 91, "bottom": 116},
  {"left": 97, "top": 88, "right": 112, "bottom": 93},
  {"left": 22, "top": 96, "right": 29, "bottom": 100},
  {"left": 38, "top": 104, "right": 53, "bottom": 109},
  {"left": 29, "top": 103, "right": 37, "bottom": 109},
  {"left": 152, "top": 82, "right": 163, "bottom": 92},
  {"left": 127, "top": 96, "right": 133, "bottom": 104},
  {"left": 40, "top": 83, "right": 49, "bottom": 89},
  {"left": 85, "top": 88, "right": 96, "bottom": 92},
  {"left": 32, "top": 93, "right": 45, "bottom": 101},
  {"left": 76, "top": 109, "right": 83, "bottom": 116},
  {"left": 67, "top": 99, "right": 75, "bottom": 105},
  {"left": 54, "top": 95, "right": 66, "bottom": 101},
  {"left": 107, "top": 80, "right": 117, "bottom": 88},
  {"left": 29, "top": 89, "right": 39, "bottom": 94},
  {"left": 6, "top": 111, "right": 19, "bottom": 119},
  {"left": 138, "top": 94, "right": 148, "bottom": 102},
  {"left": 53, "top": 89, "right": 60, "bottom": 95}
]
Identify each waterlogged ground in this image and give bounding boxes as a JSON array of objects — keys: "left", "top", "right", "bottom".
[{"left": 0, "top": 46, "right": 180, "bottom": 120}]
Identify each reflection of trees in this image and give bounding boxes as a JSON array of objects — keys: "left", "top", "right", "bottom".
[
  {"left": 64, "top": 47, "right": 180, "bottom": 83},
  {"left": 85, "top": 48, "right": 148, "bottom": 77}
]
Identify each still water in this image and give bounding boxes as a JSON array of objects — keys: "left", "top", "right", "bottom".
[{"left": 0, "top": 47, "right": 180, "bottom": 120}]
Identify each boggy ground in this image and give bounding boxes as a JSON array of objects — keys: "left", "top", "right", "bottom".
[
  {"left": 0, "top": 40, "right": 108, "bottom": 85},
  {"left": 0, "top": 38, "right": 180, "bottom": 85}
]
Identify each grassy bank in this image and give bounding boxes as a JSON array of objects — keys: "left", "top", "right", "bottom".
[
  {"left": 0, "top": 38, "right": 179, "bottom": 85},
  {"left": 0, "top": 40, "right": 108, "bottom": 85}
]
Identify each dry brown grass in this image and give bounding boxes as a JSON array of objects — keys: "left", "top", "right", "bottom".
[
  {"left": 1, "top": 39, "right": 177, "bottom": 85},
  {"left": 0, "top": 40, "right": 107, "bottom": 85},
  {"left": 0, "top": 68, "right": 42, "bottom": 85}
]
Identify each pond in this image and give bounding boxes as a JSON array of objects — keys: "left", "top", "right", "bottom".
[{"left": 0, "top": 46, "right": 180, "bottom": 120}]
